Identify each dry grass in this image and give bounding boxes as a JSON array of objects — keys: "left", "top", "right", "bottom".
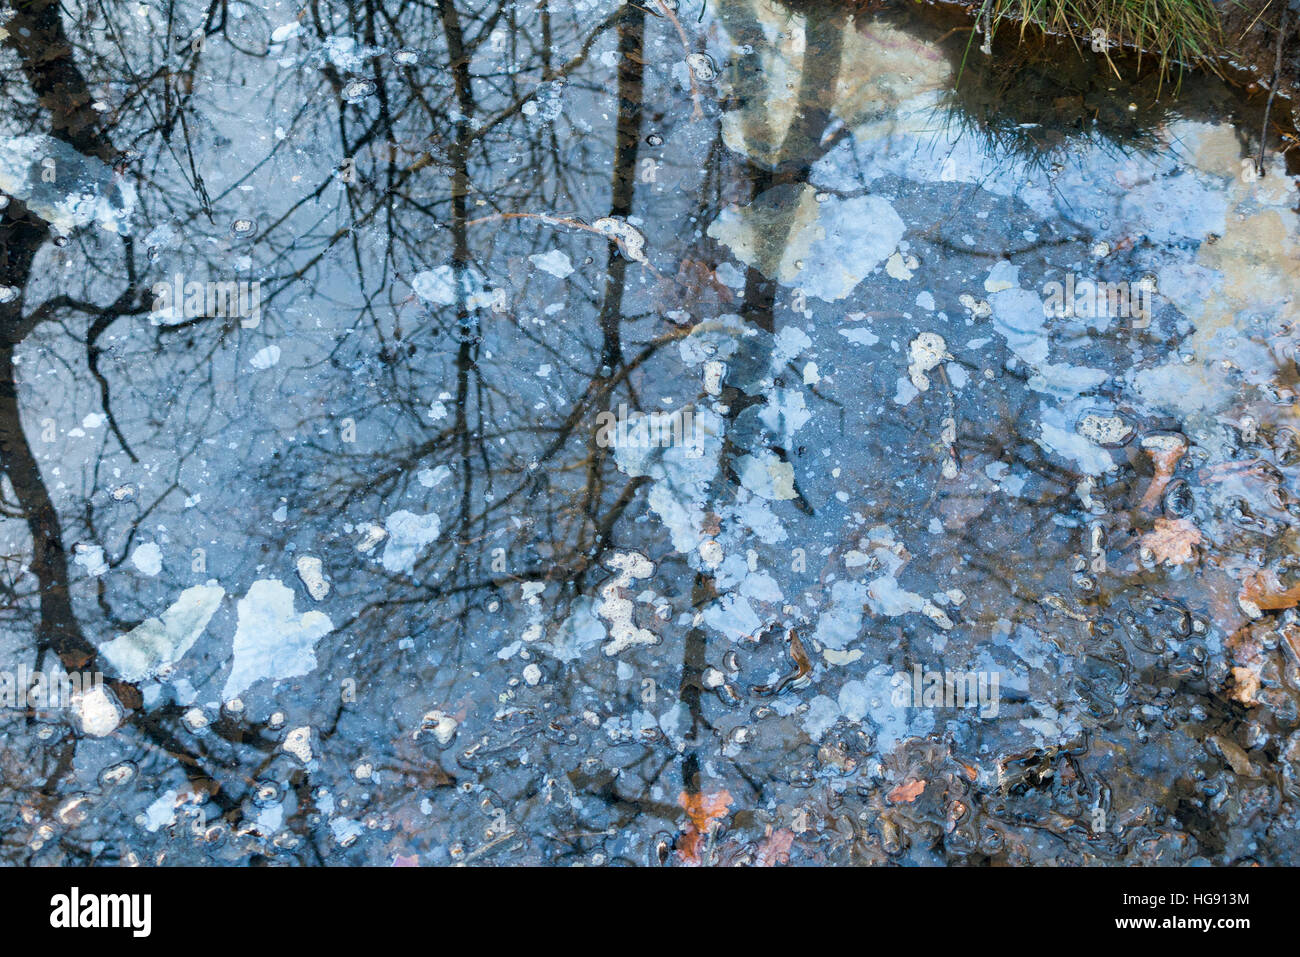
[{"left": 971, "top": 0, "right": 1226, "bottom": 78}]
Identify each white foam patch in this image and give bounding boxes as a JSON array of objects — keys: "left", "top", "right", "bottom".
[
  {"left": 101, "top": 584, "right": 225, "bottom": 683},
  {"left": 223, "top": 579, "right": 333, "bottom": 700},
  {"left": 381, "top": 510, "right": 441, "bottom": 573},
  {"left": 0, "top": 134, "right": 136, "bottom": 234}
]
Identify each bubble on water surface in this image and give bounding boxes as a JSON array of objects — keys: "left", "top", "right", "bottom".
[{"left": 341, "top": 78, "right": 377, "bottom": 103}]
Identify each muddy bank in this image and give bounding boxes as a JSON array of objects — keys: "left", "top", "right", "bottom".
[{"left": 896, "top": 0, "right": 1300, "bottom": 130}]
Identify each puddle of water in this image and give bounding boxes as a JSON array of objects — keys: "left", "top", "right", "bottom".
[{"left": 1, "top": 0, "right": 1298, "bottom": 865}]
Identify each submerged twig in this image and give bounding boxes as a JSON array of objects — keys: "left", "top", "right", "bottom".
[{"left": 1258, "top": 4, "right": 1291, "bottom": 178}]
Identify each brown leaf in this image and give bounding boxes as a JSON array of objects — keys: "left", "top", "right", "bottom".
[
  {"left": 1240, "top": 569, "right": 1300, "bottom": 611},
  {"left": 675, "top": 789, "right": 733, "bottom": 865},
  {"left": 1138, "top": 434, "right": 1187, "bottom": 511},
  {"left": 651, "top": 260, "right": 734, "bottom": 317},
  {"left": 755, "top": 827, "right": 796, "bottom": 866},
  {"left": 1230, "top": 666, "right": 1261, "bottom": 706},
  {"left": 887, "top": 779, "right": 926, "bottom": 804},
  {"left": 1141, "top": 517, "right": 1201, "bottom": 565}
]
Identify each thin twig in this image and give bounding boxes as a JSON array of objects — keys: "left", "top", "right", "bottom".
[
  {"left": 653, "top": 0, "right": 705, "bottom": 120},
  {"left": 1258, "top": 4, "right": 1291, "bottom": 178}
]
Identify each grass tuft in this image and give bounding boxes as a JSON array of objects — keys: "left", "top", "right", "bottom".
[{"left": 970, "top": 0, "right": 1226, "bottom": 81}]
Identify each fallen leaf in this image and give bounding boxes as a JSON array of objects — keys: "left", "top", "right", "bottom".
[
  {"left": 1239, "top": 569, "right": 1300, "bottom": 611},
  {"left": 888, "top": 779, "right": 926, "bottom": 804},
  {"left": 1211, "top": 734, "right": 1254, "bottom": 776},
  {"left": 755, "top": 826, "right": 796, "bottom": 866},
  {"left": 675, "top": 789, "right": 733, "bottom": 865},
  {"left": 1138, "top": 433, "right": 1187, "bottom": 511},
  {"left": 1141, "top": 517, "right": 1201, "bottom": 565},
  {"left": 1230, "top": 666, "right": 1261, "bottom": 706}
]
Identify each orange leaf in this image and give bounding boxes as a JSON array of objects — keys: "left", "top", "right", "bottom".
[
  {"left": 1138, "top": 434, "right": 1187, "bottom": 511},
  {"left": 888, "top": 779, "right": 926, "bottom": 804},
  {"left": 678, "top": 789, "right": 733, "bottom": 831},
  {"left": 675, "top": 789, "right": 733, "bottom": 865},
  {"left": 1240, "top": 569, "right": 1300, "bottom": 611}
]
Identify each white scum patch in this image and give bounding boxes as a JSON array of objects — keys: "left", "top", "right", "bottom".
[
  {"left": 222, "top": 579, "right": 333, "bottom": 701},
  {"left": 544, "top": 598, "right": 607, "bottom": 662},
  {"left": 940, "top": 416, "right": 959, "bottom": 479},
  {"left": 130, "top": 542, "right": 163, "bottom": 577},
  {"left": 73, "top": 544, "right": 108, "bottom": 577},
  {"left": 921, "top": 601, "right": 954, "bottom": 630},
  {"left": 703, "top": 360, "right": 726, "bottom": 396},
  {"left": 0, "top": 134, "right": 136, "bottom": 235},
  {"left": 270, "top": 22, "right": 301, "bottom": 43},
  {"left": 1076, "top": 412, "right": 1133, "bottom": 447},
  {"left": 250, "top": 344, "right": 281, "bottom": 370},
  {"left": 355, "top": 522, "right": 387, "bottom": 553},
  {"left": 100, "top": 583, "right": 225, "bottom": 683},
  {"left": 417, "top": 464, "right": 451, "bottom": 488},
  {"left": 1038, "top": 408, "right": 1117, "bottom": 476},
  {"left": 414, "top": 710, "right": 458, "bottom": 746},
  {"left": 381, "top": 510, "right": 441, "bottom": 573},
  {"left": 519, "top": 581, "right": 547, "bottom": 644},
  {"left": 1140, "top": 431, "right": 1189, "bottom": 457},
  {"left": 283, "top": 726, "right": 313, "bottom": 763},
  {"left": 411, "top": 264, "right": 493, "bottom": 309},
  {"left": 811, "top": 579, "right": 869, "bottom": 651},
  {"left": 71, "top": 684, "right": 122, "bottom": 737},
  {"left": 295, "top": 556, "right": 330, "bottom": 600},
  {"left": 591, "top": 216, "right": 648, "bottom": 265},
  {"left": 142, "top": 790, "right": 180, "bottom": 832},
  {"left": 598, "top": 552, "right": 659, "bottom": 656},
  {"left": 318, "top": 35, "right": 383, "bottom": 72},
  {"left": 759, "top": 388, "right": 811, "bottom": 447},
  {"left": 706, "top": 185, "right": 905, "bottom": 302},
  {"left": 885, "top": 251, "right": 918, "bottom": 280},
  {"left": 529, "top": 250, "right": 573, "bottom": 278},
  {"left": 958, "top": 294, "right": 992, "bottom": 319},
  {"left": 737, "top": 451, "right": 797, "bottom": 501},
  {"left": 840, "top": 327, "right": 880, "bottom": 346},
  {"left": 984, "top": 260, "right": 1019, "bottom": 293},
  {"left": 686, "top": 52, "right": 717, "bottom": 82},
  {"left": 699, "top": 539, "right": 724, "bottom": 566},
  {"left": 907, "top": 332, "right": 950, "bottom": 392},
  {"left": 772, "top": 326, "right": 812, "bottom": 368}
]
